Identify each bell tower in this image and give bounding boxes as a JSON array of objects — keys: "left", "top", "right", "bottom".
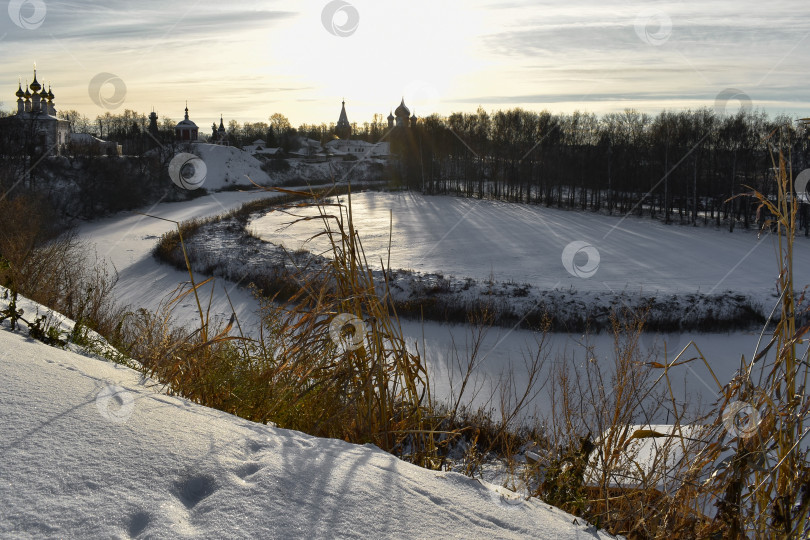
[{"left": 336, "top": 99, "right": 351, "bottom": 139}]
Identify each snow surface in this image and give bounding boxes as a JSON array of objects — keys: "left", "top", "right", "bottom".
[
  {"left": 191, "top": 143, "right": 272, "bottom": 190},
  {"left": 583, "top": 424, "right": 709, "bottom": 489},
  {"left": 250, "top": 191, "right": 808, "bottom": 306},
  {"left": 0, "top": 318, "right": 614, "bottom": 539},
  {"left": 78, "top": 190, "right": 276, "bottom": 331}
]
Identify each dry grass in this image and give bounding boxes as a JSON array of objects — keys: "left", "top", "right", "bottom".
[
  {"left": 524, "top": 137, "right": 810, "bottom": 539},
  {"left": 699, "top": 129, "right": 810, "bottom": 539},
  {"left": 0, "top": 193, "right": 123, "bottom": 339},
  {"left": 127, "top": 184, "right": 447, "bottom": 466}
]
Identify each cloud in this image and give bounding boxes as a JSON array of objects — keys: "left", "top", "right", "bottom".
[
  {"left": 485, "top": 22, "right": 810, "bottom": 58},
  {"left": 1, "top": 1, "right": 296, "bottom": 44},
  {"left": 457, "top": 88, "right": 810, "bottom": 105}
]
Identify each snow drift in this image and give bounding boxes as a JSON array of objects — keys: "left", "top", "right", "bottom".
[{"left": 0, "top": 302, "right": 614, "bottom": 539}]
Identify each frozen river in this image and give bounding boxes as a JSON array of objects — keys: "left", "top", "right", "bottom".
[
  {"left": 249, "top": 190, "right": 809, "bottom": 305},
  {"left": 78, "top": 190, "right": 799, "bottom": 419}
]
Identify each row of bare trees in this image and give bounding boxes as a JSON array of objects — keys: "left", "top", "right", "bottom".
[
  {"left": 58, "top": 109, "right": 302, "bottom": 154},
  {"left": 395, "top": 107, "right": 810, "bottom": 231}
]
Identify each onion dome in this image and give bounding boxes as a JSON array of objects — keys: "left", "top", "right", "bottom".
[
  {"left": 24, "top": 83, "right": 31, "bottom": 99},
  {"left": 39, "top": 87, "right": 48, "bottom": 100},
  {"left": 394, "top": 98, "right": 410, "bottom": 118},
  {"left": 387, "top": 110, "right": 394, "bottom": 121},
  {"left": 15, "top": 82, "right": 24, "bottom": 99},
  {"left": 47, "top": 85, "right": 54, "bottom": 101},
  {"left": 29, "top": 71, "right": 41, "bottom": 92}
]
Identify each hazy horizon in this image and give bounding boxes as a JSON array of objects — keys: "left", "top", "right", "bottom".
[{"left": 1, "top": 0, "right": 808, "bottom": 129}]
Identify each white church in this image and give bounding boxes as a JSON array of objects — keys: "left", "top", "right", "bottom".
[{"left": 0, "top": 68, "right": 70, "bottom": 156}]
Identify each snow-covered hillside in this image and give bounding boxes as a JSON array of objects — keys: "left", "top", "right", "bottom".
[
  {"left": 184, "top": 143, "right": 386, "bottom": 191},
  {"left": 192, "top": 143, "right": 273, "bottom": 190},
  {"left": 0, "top": 310, "right": 614, "bottom": 539}
]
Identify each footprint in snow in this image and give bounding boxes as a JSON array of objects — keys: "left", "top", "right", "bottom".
[
  {"left": 172, "top": 474, "right": 218, "bottom": 509},
  {"left": 233, "top": 462, "right": 262, "bottom": 479},
  {"left": 127, "top": 510, "right": 151, "bottom": 538}
]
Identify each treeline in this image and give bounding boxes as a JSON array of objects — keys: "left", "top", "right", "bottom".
[
  {"left": 58, "top": 107, "right": 390, "bottom": 153},
  {"left": 398, "top": 108, "right": 810, "bottom": 232},
  {"left": 36, "top": 106, "right": 380, "bottom": 152},
  {"left": 56, "top": 109, "right": 304, "bottom": 153}
]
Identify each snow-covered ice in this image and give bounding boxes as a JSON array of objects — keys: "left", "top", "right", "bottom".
[{"left": 250, "top": 190, "right": 807, "bottom": 305}]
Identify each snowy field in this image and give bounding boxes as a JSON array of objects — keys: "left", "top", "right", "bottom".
[{"left": 250, "top": 190, "right": 807, "bottom": 305}]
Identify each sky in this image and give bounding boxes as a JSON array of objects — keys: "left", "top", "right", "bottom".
[{"left": 0, "top": 0, "right": 808, "bottom": 129}]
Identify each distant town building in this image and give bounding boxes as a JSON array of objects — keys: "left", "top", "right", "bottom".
[
  {"left": 211, "top": 115, "right": 229, "bottom": 145},
  {"left": 336, "top": 99, "right": 351, "bottom": 139},
  {"left": 0, "top": 68, "right": 70, "bottom": 156},
  {"left": 386, "top": 98, "right": 420, "bottom": 182},
  {"left": 175, "top": 103, "right": 199, "bottom": 141},
  {"left": 289, "top": 138, "right": 325, "bottom": 158},
  {"left": 148, "top": 110, "right": 160, "bottom": 139},
  {"left": 68, "top": 133, "right": 122, "bottom": 156},
  {"left": 325, "top": 99, "right": 391, "bottom": 156},
  {"left": 242, "top": 139, "right": 280, "bottom": 156},
  {"left": 325, "top": 138, "right": 389, "bottom": 157},
  {"left": 388, "top": 98, "right": 417, "bottom": 129}
]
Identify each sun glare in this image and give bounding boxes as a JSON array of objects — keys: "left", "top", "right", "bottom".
[{"left": 267, "top": 0, "right": 486, "bottom": 122}]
